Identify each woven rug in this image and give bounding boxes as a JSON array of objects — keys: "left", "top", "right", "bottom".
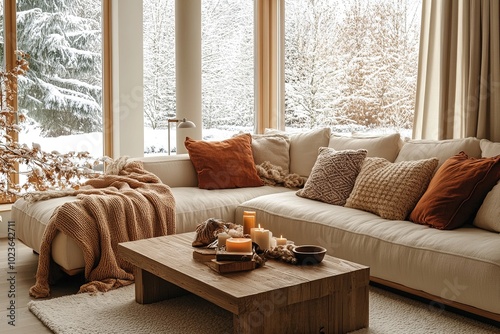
[{"left": 28, "top": 285, "right": 498, "bottom": 334}]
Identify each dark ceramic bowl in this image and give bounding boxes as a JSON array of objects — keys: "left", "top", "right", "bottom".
[{"left": 292, "top": 245, "right": 327, "bottom": 265}]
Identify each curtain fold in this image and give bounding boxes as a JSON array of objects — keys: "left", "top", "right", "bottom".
[
  {"left": 255, "top": 0, "right": 284, "bottom": 133},
  {"left": 414, "top": 0, "right": 500, "bottom": 141}
]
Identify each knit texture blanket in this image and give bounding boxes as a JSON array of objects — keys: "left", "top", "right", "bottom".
[{"left": 29, "top": 159, "right": 176, "bottom": 298}]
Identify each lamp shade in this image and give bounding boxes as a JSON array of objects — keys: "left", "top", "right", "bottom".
[{"left": 178, "top": 118, "right": 196, "bottom": 128}]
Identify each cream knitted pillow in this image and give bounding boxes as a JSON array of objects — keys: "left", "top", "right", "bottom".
[
  {"left": 296, "top": 148, "right": 367, "bottom": 205},
  {"left": 345, "top": 157, "right": 438, "bottom": 220}
]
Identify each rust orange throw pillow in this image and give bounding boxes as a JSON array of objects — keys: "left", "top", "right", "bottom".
[
  {"left": 185, "top": 134, "right": 264, "bottom": 189},
  {"left": 410, "top": 151, "right": 500, "bottom": 229}
]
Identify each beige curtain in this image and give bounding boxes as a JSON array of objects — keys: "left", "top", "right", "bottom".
[
  {"left": 414, "top": 0, "right": 500, "bottom": 141},
  {"left": 255, "top": 0, "right": 285, "bottom": 133}
]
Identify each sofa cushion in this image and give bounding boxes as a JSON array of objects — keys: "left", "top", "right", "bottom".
[
  {"left": 172, "top": 186, "right": 293, "bottom": 233},
  {"left": 480, "top": 138, "right": 500, "bottom": 157},
  {"left": 328, "top": 133, "right": 401, "bottom": 162},
  {"left": 474, "top": 184, "right": 500, "bottom": 233},
  {"left": 185, "top": 134, "right": 264, "bottom": 189},
  {"left": 395, "top": 137, "right": 481, "bottom": 167},
  {"left": 265, "top": 127, "right": 331, "bottom": 177},
  {"left": 410, "top": 152, "right": 500, "bottom": 230},
  {"left": 251, "top": 133, "right": 290, "bottom": 173},
  {"left": 296, "top": 148, "right": 367, "bottom": 206},
  {"left": 473, "top": 139, "right": 500, "bottom": 232},
  {"left": 345, "top": 157, "right": 438, "bottom": 220}
]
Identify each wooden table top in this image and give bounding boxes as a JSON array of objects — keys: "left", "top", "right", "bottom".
[{"left": 118, "top": 232, "right": 369, "bottom": 315}]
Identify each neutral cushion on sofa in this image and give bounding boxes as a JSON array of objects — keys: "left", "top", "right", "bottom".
[
  {"left": 395, "top": 137, "right": 481, "bottom": 167},
  {"left": 474, "top": 139, "right": 500, "bottom": 232},
  {"left": 251, "top": 133, "right": 290, "bottom": 173},
  {"left": 296, "top": 148, "right": 367, "bottom": 206},
  {"left": 236, "top": 191, "right": 500, "bottom": 316},
  {"left": 172, "top": 186, "right": 293, "bottom": 233},
  {"left": 266, "top": 127, "right": 331, "bottom": 177},
  {"left": 328, "top": 133, "right": 401, "bottom": 162}
]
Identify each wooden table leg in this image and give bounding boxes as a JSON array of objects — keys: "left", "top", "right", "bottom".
[{"left": 134, "top": 267, "right": 188, "bottom": 304}]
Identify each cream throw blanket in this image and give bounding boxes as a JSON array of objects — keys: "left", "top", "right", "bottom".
[{"left": 29, "top": 159, "right": 176, "bottom": 298}]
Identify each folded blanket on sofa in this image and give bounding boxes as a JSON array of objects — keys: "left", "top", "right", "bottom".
[{"left": 29, "top": 158, "right": 176, "bottom": 298}]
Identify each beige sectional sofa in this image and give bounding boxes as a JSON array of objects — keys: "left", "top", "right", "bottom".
[{"left": 12, "top": 129, "right": 500, "bottom": 322}]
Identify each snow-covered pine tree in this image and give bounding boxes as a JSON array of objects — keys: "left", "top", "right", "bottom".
[{"left": 16, "top": 0, "right": 102, "bottom": 137}]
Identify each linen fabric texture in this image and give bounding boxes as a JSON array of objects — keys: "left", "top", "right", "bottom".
[
  {"left": 473, "top": 139, "right": 500, "bottom": 232},
  {"left": 296, "top": 148, "right": 367, "bottom": 206},
  {"left": 328, "top": 133, "right": 401, "bottom": 162},
  {"left": 185, "top": 134, "right": 264, "bottom": 190},
  {"left": 345, "top": 157, "right": 438, "bottom": 220},
  {"left": 251, "top": 133, "right": 290, "bottom": 174},
  {"left": 410, "top": 151, "right": 500, "bottom": 230},
  {"left": 265, "top": 127, "right": 331, "bottom": 177}
]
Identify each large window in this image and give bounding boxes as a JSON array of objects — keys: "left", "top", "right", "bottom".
[
  {"left": 143, "top": 0, "right": 175, "bottom": 154},
  {"left": 15, "top": 0, "right": 104, "bottom": 157},
  {"left": 201, "top": 0, "right": 254, "bottom": 140},
  {"left": 284, "top": 0, "right": 421, "bottom": 136}
]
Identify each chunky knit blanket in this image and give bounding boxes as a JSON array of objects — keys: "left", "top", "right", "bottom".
[{"left": 29, "top": 159, "right": 176, "bottom": 298}]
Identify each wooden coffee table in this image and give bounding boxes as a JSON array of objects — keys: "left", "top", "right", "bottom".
[{"left": 118, "top": 232, "right": 369, "bottom": 334}]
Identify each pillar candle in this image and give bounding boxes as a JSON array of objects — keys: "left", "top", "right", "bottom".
[
  {"left": 217, "top": 232, "right": 230, "bottom": 249},
  {"left": 253, "top": 229, "right": 270, "bottom": 250},
  {"left": 225, "top": 238, "right": 252, "bottom": 253},
  {"left": 250, "top": 225, "right": 264, "bottom": 241},
  {"left": 275, "top": 235, "right": 287, "bottom": 246},
  {"left": 243, "top": 214, "right": 256, "bottom": 235}
]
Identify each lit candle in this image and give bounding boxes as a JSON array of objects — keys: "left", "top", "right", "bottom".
[
  {"left": 225, "top": 238, "right": 252, "bottom": 253},
  {"left": 217, "top": 232, "right": 230, "bottom": 249},
  {"left": 253, "top": 229, "right": 270, "bottom": 250},
  {"left": 250, "top": 224, "right": 264, "bottom": 241},
  {"left": 243, "top": 213, "right": 256, "bottom": 235},
  {"left": 275, "top": 235, "right": 287, "bottom": 246}
]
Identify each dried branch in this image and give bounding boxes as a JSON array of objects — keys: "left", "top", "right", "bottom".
[{"left": 0, "top": 51, "right": 110, "bottom": 202}]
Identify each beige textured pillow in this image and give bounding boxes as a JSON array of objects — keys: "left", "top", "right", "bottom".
[
  {"left": 251, "top": 134, "right": 290, "bottom": 174},
  {"left": 265, "top": 127, "right": 331, "bottom": 177},
  {"left": 473, "top": 139, "right": 500, "bottom": 232},
  {"left": 395, "top": 137, "right": 481, "bottom": 167},
  {"left": 480, "top": 139, "right": 500, "bottom": 158},
  {"left": 328, "top": 133, "right": 401, "bottom": 162},
  {"left": 474, "top": 183, "right": 500, "bottom": 232},
  {"left": 296, "top": 148, "right": 367, "bottom": 205},
  {"left": 345, "top": 157, "right": 438, "bottom": 220}
]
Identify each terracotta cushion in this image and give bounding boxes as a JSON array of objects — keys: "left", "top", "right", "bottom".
[
  {"left": 410, "top": 151, "right": 500, "bottom": 230},
  {"left": 185, "top": 134, "right": 264, "bottom": 190}
]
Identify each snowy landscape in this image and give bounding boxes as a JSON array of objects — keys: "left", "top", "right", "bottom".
[{"left": 5, "top": 0, "right": 420, "bottom": 159}]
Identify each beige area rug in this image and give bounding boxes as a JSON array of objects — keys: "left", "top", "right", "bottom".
[{"left": 28, "top": 285, "right": 498, "bottom": 334}]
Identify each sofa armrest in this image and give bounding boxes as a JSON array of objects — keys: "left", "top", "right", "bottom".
[{"left": 131, "top": 154, "right": 198, "bottom": 187}]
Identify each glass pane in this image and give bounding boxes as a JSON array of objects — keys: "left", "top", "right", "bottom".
[
  {"left": 202, "top": 0, "right": 254, "bottom": 141},
  {"left": 143, "top": 0, "right": 175, "bottom": 155},
  {"left": 16, "top": 0, "right": 103, "bottom": 157},
  {"left": 285, "top": 0, "right": 421, "bottom": 137}
]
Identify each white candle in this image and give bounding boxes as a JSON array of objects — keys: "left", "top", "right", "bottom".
[
  {"left": 275, "top": 235, "right": 287, "bottom": 246},
  {"left": 250, "top": 225, "right": 264, "bottom": 241},
  {"left": 225, "top": 238, "right": 252, "bottom": 253},
  {"left": 253, "top": 229, "right": 270, "bottom": 250},
  {"left": 217, "top": 232, "right": 230, "bottom": 248}
]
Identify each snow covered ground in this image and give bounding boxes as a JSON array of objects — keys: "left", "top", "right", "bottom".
[{"left": 19, "top": 126, "right": 412, "bottom": 159}]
